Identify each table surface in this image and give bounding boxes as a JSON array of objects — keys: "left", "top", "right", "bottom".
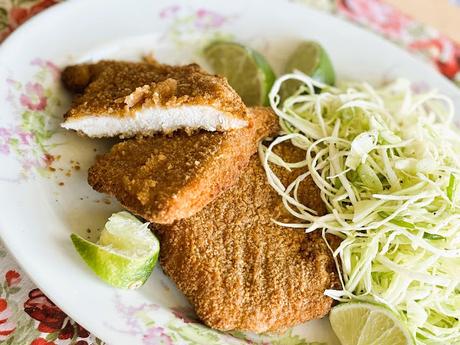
[
  {"left": 0, "top": 1, "right": 459, "bottom": 345},
  {"left": 387, "top": 0, "right": 460, "bottom": 44}
]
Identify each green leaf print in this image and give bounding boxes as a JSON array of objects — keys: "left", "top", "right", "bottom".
[
  {"left": 3, "top": 60, "right": 64, "bottom": 179},
  {"left": 227, "top": 330, "right": 246, "bottom": 340},
  {"left": 169, "top": 323, "right": 222, "bottom": 345},
  {"left": 4, "top": 318, "right": 40, "bottom": 345},
  {"left": 229, "top": 329, "right": 327, "bottom": 345},
  {"left": 7, "top": 287, "right": 20, "bottom": 295},
  {"left": 271, "top": 331, "right": 326, "bottom": 345},
  {"left": 21, "top": 111, "right": 52, "bottom": 141},
  {"left": 14, "top": 0, "right": 38, "bottom": 6},
  {"left": 95, "top": 337, "right": 105, "bottom": 345},
  {"left": 45, "top": 330, "right": 60, "bottom": 341},
  {"left": 0, "top": 8, "right": 8, "bottom": 31}
]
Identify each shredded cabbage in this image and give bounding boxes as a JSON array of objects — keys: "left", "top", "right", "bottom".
[{"left": 261, "top": 72, "right": 460, "bottom": 345}]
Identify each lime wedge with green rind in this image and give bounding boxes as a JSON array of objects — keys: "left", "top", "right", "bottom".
[
  {"left": 71, "top": 211, "right": 159, "bottom": 289},
  {"left": 281, "top": 41, "right": 335, "bottom": 99},
  {"left": 204, "top": 41, "right": 276, "bottom": 106},
  {"left": 329, "top": 302, "right": 414, "bottom": 345}
]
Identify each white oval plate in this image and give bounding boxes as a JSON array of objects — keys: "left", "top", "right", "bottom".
[{"left": 0, "top": 0, "right": 459, "bottom": 344}]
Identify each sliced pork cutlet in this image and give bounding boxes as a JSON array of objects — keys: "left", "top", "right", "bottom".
[
  {"left": 61, "top": 60, "right": 248, "bottom": 138},
  {"left": 156, "top": 143, "right": 339, "bottom": 333},
  {"left": 88, "top": 107, "right": 279, "bottom": 224}
]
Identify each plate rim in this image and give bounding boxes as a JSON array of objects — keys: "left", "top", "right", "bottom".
[{"left": 0, "top": 0, "right": 459, "bottom": 343}]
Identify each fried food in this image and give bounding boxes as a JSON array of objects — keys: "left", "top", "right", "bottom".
[
  {"left": 61, "top": 60, "right": 248, "bottom": 138},
  {"left": 156, "top": 143, "right": 339, "bottom": 332},
  {"left": 88, "top": 107, "right": 279, "bottom": 224}
]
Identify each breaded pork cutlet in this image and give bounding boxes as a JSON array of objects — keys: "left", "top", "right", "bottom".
[
  {"left": 61, "top": 60, "right": 248, "bottom": 138},
  {"left": 88, "top": 107, "right": 279, "bottom": 224},
  {"left": 156, "top": 143, "right": 339, "bottom": 333}
]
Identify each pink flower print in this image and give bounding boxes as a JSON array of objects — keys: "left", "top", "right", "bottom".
[
  {"left": 142, "top": 327, "right": 173, "bottom": 345},
  {"left": 6, "top": 79, "right": 21, "bottom": 105},
  {"left": 31, "top": 58, "right": 61, "bottom": 81},
  {"left": 6, "top": 78, "right": 21, "bottom": 89},
  {"left": 0, "top": 128, "right": 12, "bottom": 155},
  {"left": 0, "top": 298, "right": 16, "bottom": 340},
  {"left": 17, "top": 131, "right": 33, "bottom": 145},
  {"left": 409, "top": 38, "right": 460, "bottom": 79},
  {"left": 410, "top": 38, "right": 445, "bottom": 59},
  {"left": 195, "top": 9, "right": 227, "bottom": 29},
  {"left": 159, "top": 5, "right": 180, "bottom": 19},
  {"left": 31, "top": 338, "right": 56, "bottom": 345},
  {"left": 8, "top": 0, "right": 58, "bottom": 31},
  {"left": 0, "top": 128, "right": 12, "bottom": 138},
  {"left": 20, "top": 82, "right": 47, "bottom": 111},
  {"left": 8, "top": 7, "right": 30, "bottom": 30},
  {"left": 411, "top": 81, "right": 430, "bottom": 94},
  {"left": 22, "top": 157, "right": 38, "bottom": 172},
  {"left": 5, "top": 270, "right": 21, "bottom": 288},
  {"left": 0, "top": 145, "right": 9, "bottom": 155},
  {"left": 338, "top": 0, "right": 410, "bottom": 39}
]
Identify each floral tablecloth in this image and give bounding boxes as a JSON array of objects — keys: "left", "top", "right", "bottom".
[{"left": 0, "top": 0, "right": 459, "bottom": 344}]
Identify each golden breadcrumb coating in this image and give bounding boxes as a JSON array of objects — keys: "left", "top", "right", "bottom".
[
  {"left": 88, "top": 107, "right": 279, "bottom": 224},
  {"left": 156, "top": 143, "right": 339, "bottom": 332},
  {"left": 61, "top": 60, "right": 248, "bottom": 135}
]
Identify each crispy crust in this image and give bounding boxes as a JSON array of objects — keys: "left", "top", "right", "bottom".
[
  {"left": 61, "top": 60, "right": 248, "bottom": 133},
  {"left": 156, "top": 143, "right": 339, "bottom": 332},
  {"left": 87, "top": 107, "right": 280, "bottom": 224}
]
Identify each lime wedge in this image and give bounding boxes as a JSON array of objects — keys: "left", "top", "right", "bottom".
[
  {"left": 329, "top": 303, "right": 414, "bottom": 345},
  {"left": 71, "top": 211, "right": 159, "bottom": 289},
  {"left": 204, "top": 41, "right": 276, "bottom": 106},
  {"left": 281, "top": 41, "right": 335, "bottom": 98}
]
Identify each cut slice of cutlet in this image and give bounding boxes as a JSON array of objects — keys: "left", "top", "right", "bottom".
[
  {"left": 88, "top": 107, "right": 279, "bottom": 224},
  {"left": 156, "top": 142, "right": 339, "bottom": 333},
  {"left": 61, "top": 60, "right": 248, "bottom": 138}
]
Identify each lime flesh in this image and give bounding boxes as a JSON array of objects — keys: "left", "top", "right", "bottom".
[
  {"left": 281, "top": 41, "right": 335, "bottom": 99},
  {"left": 71, "top": 211, "right": 159, "bottom": 289},
  {"left": 204, "top": 41, "right": 276, "bottom": 106},
  {"left": 329, "top": 303, "right": 414, "bottom": 345}
]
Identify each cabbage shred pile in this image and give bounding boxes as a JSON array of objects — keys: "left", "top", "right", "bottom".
[{"left": 261, "top": 73, "right": 460, "bottom": 345}]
